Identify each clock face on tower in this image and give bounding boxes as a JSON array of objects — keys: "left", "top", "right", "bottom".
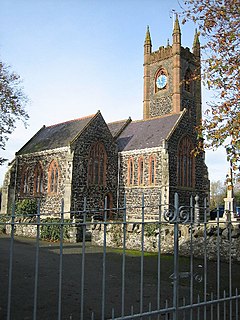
[{"left": 156, "top": 74, "right": 167, "bottom": 89}]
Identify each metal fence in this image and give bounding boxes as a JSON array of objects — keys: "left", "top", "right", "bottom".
[{"left": 0, "top": 193, "right": 239, "bottom": 319}]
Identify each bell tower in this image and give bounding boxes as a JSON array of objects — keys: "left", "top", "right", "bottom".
[{"left": 143, "top": 15, "right": 201, "bottom": 125}]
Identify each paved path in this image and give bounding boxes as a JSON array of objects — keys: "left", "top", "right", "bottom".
[{"left": 0, "top": 235, "right": 239, "bottom": 319}]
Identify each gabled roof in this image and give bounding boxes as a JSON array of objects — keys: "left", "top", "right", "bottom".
[
  {"left": 17, "top": 113, "right": 98, "bottom": 155},
  {"left": 107, "top": 117, "right": 132, "bottom": 138},
  {"left": 117, "top": 113, "right": 182, "bottom": 151}
]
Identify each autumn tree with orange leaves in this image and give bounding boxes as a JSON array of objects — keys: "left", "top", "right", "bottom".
[{"left": 182, "top": 0, "right": 240, "bottom": 171}]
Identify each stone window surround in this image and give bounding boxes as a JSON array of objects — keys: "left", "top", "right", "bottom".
[
  {"left": 34, "top": 161, "right": 44, "bottom": 196},
  {"left": 138, "top": 156, "right": 144, "bottom": 186},
  {"left": 184, "top": 68, "right": 193, "bottom": 93},
  {"left": 87, "top": 141, "right": 107, "bottom": 187},
  {"left": 127, "top": 157, "right": 134, "bottom": 186},
  {"left": 177, "top": 135, "right": 195, "bottom": 188},
  {"left": 21, "top": 166, "right": 30, "bottom": 196},
  {"left": 48, "top": 159, "right": 60, "bottom": 195},
  {"left": 149, "top": 155, "right": 156, "bottom": 186}
]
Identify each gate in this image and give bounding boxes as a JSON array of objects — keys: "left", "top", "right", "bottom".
[{"left": 0, "top": 193, "right": 239, "bottom": 319}]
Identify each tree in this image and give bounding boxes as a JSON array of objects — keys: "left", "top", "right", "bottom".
[
  {"left": 182, "top": 0, "right": 240, "bottom": 171},
  {"left": 0, "top": 61, "right": 29, "bottom": 165},
  {"left": 210, "top": 180, "right": 226, "bottom": 210}
]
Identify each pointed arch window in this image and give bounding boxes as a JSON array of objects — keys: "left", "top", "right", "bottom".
[
  {"left": 21, "top": 167, "right": 30, "bottom": 195},
  {"left": 138, "top": 157, "right": 144, "bottom": 186},
  {"left": 184, "top": 69, "right": 193, "bottom": 93},
  {"left": 149, "top": 155, "right": 156, "bottom": 186},
  {"left": 127, "top": 158, "right": 134, "bottom": 186},
  {"left": 177, "top": 136, "right": 195, "bottom": 188},
  {"left": 48, "top": 160, "right": 60, "bottom": 194},
  {"left": 88, "top": 142, "right": 107, "bottom": 186},
  {"left": 34, "top": 162, "right": 43, "bottom": 195}
]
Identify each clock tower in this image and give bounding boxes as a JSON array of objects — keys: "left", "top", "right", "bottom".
[{"left": 143, "top": 15, "right": 201, "bottom": 125}]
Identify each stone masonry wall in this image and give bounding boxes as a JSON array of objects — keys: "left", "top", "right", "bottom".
[
  {"left": 91, "top": 221, "right": 240, "bottom": 262},
  {"left": 149, "top": 57, "right": 173, "bottom": 118},
  {"left": 118, "top": 146, "right": 169, "bottom": 219},
  {"left": 71, "top": 112, "right": 118, "bottom": 213},
  {"left": 15, "top": 148, "right": 71, "bottom": 215},
  {"left": 167, "top": 110, "right": 209, "bottom": 211}
]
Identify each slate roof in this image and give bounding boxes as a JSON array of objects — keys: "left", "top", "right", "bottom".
[
  {"left": 117, "top": 113, "right": 182, "bottom": 151},
  {"left": 17, "top": 113, "right": 97, "bottom": 155},
  {"left": 107, "top": 118, "right": 132, "bottom": 138}
]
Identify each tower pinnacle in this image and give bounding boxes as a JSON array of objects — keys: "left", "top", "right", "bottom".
[
  {"left": 173, "top": 13, "right": 181, "bottom": 34},
  {"left": 193, "top": 28, "right": 200, "bottom": 57},
  {"left": 144, "top": 25, "right": 152, "bottom": 45}
]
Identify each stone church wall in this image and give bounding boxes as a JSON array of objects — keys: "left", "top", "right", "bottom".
[
  {"left": 71, "top": 112, "right": 118, "bottom": 213},
  {"left": 15, "top": 147, "right": 71, "bottom": 215},
  {"left": 118, "top": 146, "right": 168, "bottom": 219},
  {"left": 167, "top": 110, "right": 209, "bottom": 212}
]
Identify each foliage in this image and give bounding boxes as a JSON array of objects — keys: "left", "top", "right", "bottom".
[
  {"left": 0, "top": 61, "right": 29, "bottom": 165},
  {"left": 210, "top": 180, "right": 226, "bottom": 210},
  {"left": 144, "top": 223, "right": 159, "bottom": 237},
  {"left": 40, "top": 218, "right": 71, "bottom": 242},
  {"left": 182, "top": 0, "right": 240, "bottom": 170},
  {"left": 0, "top": 215, "right": 8, "bottom": 233},
  {"left": 15, "top": 199, "right": 38, "bottom": 216}
]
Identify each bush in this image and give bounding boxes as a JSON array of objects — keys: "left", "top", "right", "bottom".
[
  {"left": 40, "top": 218, "right": 71, "bottom": 242},
  {"left": 15, "top": 199, "right": 38, "bottom": 216},
  {"left": 144, "top": 223, "right": 159, "bottom": 237},
  {"left": 0, "top": 215, "right": 8, "bottom": 234}
]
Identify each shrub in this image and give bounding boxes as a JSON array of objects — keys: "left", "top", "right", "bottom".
[
  {"left": 144, "top": 223, "right": 159, "bottom": 237},
  {"left": 40, "top": 218, "right": 71, "bottom": 242},
  {"left": 15, "top": 199, "right": 38, "bottom": 216}
]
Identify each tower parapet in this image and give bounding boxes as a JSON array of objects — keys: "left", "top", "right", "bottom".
[{"left": 143, "top": 15, "right": 202, "bottom": 122}]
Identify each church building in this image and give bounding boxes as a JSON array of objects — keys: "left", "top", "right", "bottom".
[{"left": 1, "top": 16, "right": 209, "bottom": 219}]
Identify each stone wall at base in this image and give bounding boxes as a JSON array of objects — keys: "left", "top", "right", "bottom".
[{"left": 91, "top": 222, "right": 240, "bottom": 262}]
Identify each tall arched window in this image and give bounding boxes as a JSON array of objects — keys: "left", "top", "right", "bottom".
[
  {"left": 21, "top": 167, "right": 30, "bottom": 195},
  {"left": 138, "top": 157, "right": 144, "bottom": 186},
  {"left": 88, "top": 142, "right": 107, "bottom": 186},
  {"left": 149, "top": 155, "right": 156, "bottom": 186},
  {"left": 34, "top": 162, "right": 43, "bottom": 195},
  {"left": 184, "top": 69, "right": 193, "bottom": 93},
  {"left": 48, "top": 160, "right": 60, "bottom": 194},
  {"left": 177, "top": 136, "right": 195, "bottom": 187},
  {"left": 127, "top": 158, "right": 134, "bottom": 186}
]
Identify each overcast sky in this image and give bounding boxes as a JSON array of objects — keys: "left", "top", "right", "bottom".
[{"left": 0, "top": 0, "right": 229, "bottom": 186}]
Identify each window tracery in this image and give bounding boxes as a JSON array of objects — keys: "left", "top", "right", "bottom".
[
  {"left": 21, "top": 167, "right": 30, "bottom": 195},
  {"left": 177, "top": 136, "right": 195, "bottom": 187},
  {"left": 138, "top": 157, "right": 144, "bottom": 186},
  {"left": 127, "top": 158, "right": 134, "bottom": 186},
  {"left": 34, "top": 162, "right": 43, "bottom": 195},
  {"left": 149, "top": 155, "right": 156, "bottom": 185},
  {"left": 184, "top": 69, "right": 193, "bottom": 93},
  {"left": 48, "top": 160, "right": 59, "bottom": 194},
  {"left": 88, "top": 142, "right": 107, "bottom": 186}
]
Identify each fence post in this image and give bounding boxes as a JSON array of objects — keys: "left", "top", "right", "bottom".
[
  {"left": 7, "top": 202, "right": 15, "bottom": 320},
  {"left": 173, "top": 192, "right": 179, "bottom": 320},
  {"left": 194, "top": 194, "right": 200, "bottom": 224}
]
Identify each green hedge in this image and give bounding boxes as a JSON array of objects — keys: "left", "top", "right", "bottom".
[{"left": 40, "top": 218, "right": 71, "bottom": 241}]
